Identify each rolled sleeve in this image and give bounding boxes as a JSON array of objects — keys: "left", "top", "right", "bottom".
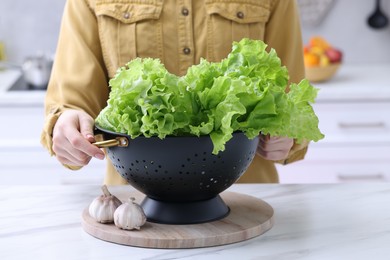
[
  {"left": 40, "top": 106, "right": 62, "bottom": 156},
  {"left": 41, "top": 0, "right": 109, "bottom": 170}
]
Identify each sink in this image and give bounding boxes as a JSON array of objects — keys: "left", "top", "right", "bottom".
[
  {"left": 0, "top": 69, "right": 46, "bottom": 92},
  {"left": 0, "top": 69, "right": 47, "bottom": 106},
  {"left": 7, "top": 75, "right": 47, "bottom": 91},
  {"left": 0, "top": 69, "right": 22, "bottom": 92}
]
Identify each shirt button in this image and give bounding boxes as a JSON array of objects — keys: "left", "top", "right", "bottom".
[
  {"left": 236, "top": 11, "right": 244, "bottom": 19},
  {"left": 123, "top": 12, "right": 130, "bottom": 19},
  {"left": 181, "top": 7, "right": 189, "bottom": 16},
  {"left": 183, "top": 47, "right": 191, "bottom": 55}
]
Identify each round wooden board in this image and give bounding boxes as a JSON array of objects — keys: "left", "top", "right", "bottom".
[{"left": 82, "top": 191, "right": 274, "bottom": 249}]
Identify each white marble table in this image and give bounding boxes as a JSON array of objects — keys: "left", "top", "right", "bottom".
[{"left": 1, "top": 184, "right": 390, "bottom": 260}]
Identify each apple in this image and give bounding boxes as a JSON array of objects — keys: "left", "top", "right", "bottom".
[{"left": 325, "top": 48, "right": 343, "bottom": 63}]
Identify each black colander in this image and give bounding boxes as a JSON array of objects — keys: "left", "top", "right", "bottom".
[{"left": 94, "top": 125, "right": 258, "bottom": 224}]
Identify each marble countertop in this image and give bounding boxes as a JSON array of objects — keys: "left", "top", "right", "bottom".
[{"left": 1, "top": 184, "right": 390, "bottom": 260}]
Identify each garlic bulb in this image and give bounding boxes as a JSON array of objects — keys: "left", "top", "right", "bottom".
[
  {"left": 88, "top": 185, "right": 122, "bottom": 223},
  {"left": 114, "top": 197, "right": 146, "bottom": 230}
]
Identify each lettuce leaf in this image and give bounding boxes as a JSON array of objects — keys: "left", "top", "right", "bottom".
[{"left": 96, "top": 38, "right": 324, "bottom": 154}]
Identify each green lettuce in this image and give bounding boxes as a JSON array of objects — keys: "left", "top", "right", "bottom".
[{"left": 96, "top": 38, "right": 324, "bottom": 154}]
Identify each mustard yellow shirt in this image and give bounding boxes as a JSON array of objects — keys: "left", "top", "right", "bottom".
[{"left": 41, "top": 0, "right": 308, "bottom": 185}]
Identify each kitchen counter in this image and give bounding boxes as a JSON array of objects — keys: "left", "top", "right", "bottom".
[
  {"left": 313, "top": 63, "right": 390, "bottom": 102},
  {"left": 1, "top": 184, "right": 390, "bottom": 260},
  {"left": 0, "top": 68, "right": 45, "bottom": 106}
]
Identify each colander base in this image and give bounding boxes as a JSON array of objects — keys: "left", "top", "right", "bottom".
[{"left": 140, "top": 195, "right": 230, "bottom": 224}]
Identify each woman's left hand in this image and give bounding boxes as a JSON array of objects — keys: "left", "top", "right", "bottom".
[{"left": 256, "top": 134, "right": 294, "bottom": 161}]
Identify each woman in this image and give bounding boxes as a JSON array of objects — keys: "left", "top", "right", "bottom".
[{"left": 41, "top": 0, "right": 308, "bottom": 184}]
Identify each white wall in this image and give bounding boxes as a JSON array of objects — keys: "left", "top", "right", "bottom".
[
  {"left": 300, "top": 0, "right": 390, "bottom": 65},
  {"left": 0, "top": 0, "right": 389, "bottom": 65},
  {"left": 0, "top": 0, "right": 66, "bottom": 64}
]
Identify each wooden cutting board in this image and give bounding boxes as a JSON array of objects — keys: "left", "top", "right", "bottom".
[{"left": 82, "top": 190, "right": 274, "bottom": 249}]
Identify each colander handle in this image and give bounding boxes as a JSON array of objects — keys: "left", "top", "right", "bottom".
[
  {"left": 93, "top": 137, "right": 129, "bottom": 148},
  {"left": 92, "top": 125, "right": 129, "bottom": 148}
]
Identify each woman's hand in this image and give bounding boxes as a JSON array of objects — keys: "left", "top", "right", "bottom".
[
  {"left": 52, "top": 109, "right": 105, "bottom": 167},
  {"left": 256, "top": 134, "right": 294, "bottom": 161}
]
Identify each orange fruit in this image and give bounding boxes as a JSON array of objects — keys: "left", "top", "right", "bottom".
[
  {"left": 303, "top": 46, "right": 311, "bottom": 54},
  {"left": 304, "top": 53, "right": 320, "bottom": 67},
  {"left": 309, "top": 36, "right": 332, "bottom": 50}
]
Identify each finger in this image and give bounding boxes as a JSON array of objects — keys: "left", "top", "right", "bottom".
[
  {"left": 56, "top": 153, "right": 92, "bottom": 167},
  {"left": 258, "top": 136, "right": 293, "bottom": 150},
  {"left": 53, "top": 139, "right": 93, "bottom": 166},
  {"left": 65, "top": 128, "right": 105, "bottom": 160},
  {"left": 78, "top": 113, "right": 96, "bottom": 142},
  {"left": 256, "top": 149, "right": 290, "bottom": 161},
  {"left": 259, "top": 140, "right": 290, "bottom": 151}
]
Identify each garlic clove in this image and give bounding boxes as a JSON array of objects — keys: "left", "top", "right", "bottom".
[
  {"left": 114, "top": 197, "right": 146, "bottom": 230},
  {"left": 88, "top": 185, "right": 122, "bottom": 224}
]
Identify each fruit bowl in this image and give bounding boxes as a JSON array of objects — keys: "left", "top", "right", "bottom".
[
  {"left": 303, "top": 36, "right": 343, "bottom": 83},
  {"left": 305, "top": 63, "right": 341, "bottom": 83},
  {"left": 94, "top": 124, "right": 258, "bottom": 224}
]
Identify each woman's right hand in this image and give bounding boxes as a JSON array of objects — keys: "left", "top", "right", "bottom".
[{"left": 52, "top": 109, "right": 105, "bottom": 167}]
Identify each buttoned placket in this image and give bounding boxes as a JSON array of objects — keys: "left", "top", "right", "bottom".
[{"left": 177, "top": 0, "right": 194, "bottom": 75}]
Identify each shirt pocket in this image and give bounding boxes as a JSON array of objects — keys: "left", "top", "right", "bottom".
[
  {"left": 205, "top": 0, "right": 271, "bottom": 62},
  {"left": 95, "top": 0, "right": 163, "bottom": 77}
]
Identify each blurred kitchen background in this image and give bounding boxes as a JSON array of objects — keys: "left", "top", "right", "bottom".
[
  {"left": 0, "top": 0, "right": 389, "bottom": 184},
  {"left": 1, "top": 0, "right": 389, "bottom": 64}
]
